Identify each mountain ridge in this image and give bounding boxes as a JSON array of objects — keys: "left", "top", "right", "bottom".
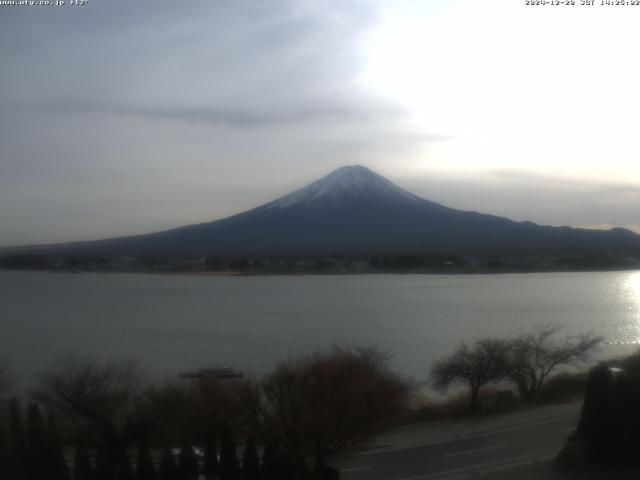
[{"left": 3, "top": 165, "right": 640, "bottom": 258}]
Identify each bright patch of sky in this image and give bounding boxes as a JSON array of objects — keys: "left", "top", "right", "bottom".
[{"left": 361, "top": 0, "right": 640, "bottom": 184}]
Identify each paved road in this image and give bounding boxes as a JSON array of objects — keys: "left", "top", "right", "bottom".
[{"left": 330, "top": 404, "right": 582, "bottom": 480}]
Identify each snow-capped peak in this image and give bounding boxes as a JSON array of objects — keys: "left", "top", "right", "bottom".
[{"left": 264, "top": 165, "right": 422, "bottom": 209}]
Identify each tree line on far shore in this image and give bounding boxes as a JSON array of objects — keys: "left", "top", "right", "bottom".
[{"left": 0, "top": 325, "right": 600, "bottom": 479}]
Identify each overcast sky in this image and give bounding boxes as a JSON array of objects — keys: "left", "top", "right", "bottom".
[{"left": 2, "top": 0, "right": 640, "bottom": 246}]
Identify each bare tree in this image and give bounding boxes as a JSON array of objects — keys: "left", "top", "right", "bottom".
[
  {"left": 431, "top": 338, "right": 509, "bottom": 413},
  {"left": 237, "top": 346, "right": 412, "bottom": 478},
  {"left": 33, "top": 355, "right": 174, "bottom": 475},
  {"left": 506, "top": 324, "right": 601, "bottom": 402}
]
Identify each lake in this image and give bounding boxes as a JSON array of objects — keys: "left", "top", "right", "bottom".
[{"left": 1, "top": 270, "right": 640, "bottom": 389}]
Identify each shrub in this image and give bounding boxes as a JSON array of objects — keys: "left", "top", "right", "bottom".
[
  {"left": 239, "top": 347, "right": 411, "bottom": 478},
  {"left": 534, "top": 372, "right": 587, "bottom": 404},
  {"left": 431, "top": 339, "right": 508, "bottom": 413}
]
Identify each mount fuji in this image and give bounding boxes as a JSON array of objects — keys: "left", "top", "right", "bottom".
[{"left": 6, "top": 165, "right": 640, "bottom": 257}]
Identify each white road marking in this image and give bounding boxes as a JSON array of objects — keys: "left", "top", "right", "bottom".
[
  {"left": 427, "top": 475, "right": 469, "bottom": 480},
  {"left": 339, "top": 465, "right": 372, "bottom": 472},
  {"left": 394, "top": 449, "right": 558, "bottom": 480},
  {"left": 443, "top": 443, "right": 507, "bottom": 458},
  {"left": 477, "top": 453, "right": 555, "bottom": 476},
  {"left": 353, "top": 413, "right": 577, "bottom": 456}
]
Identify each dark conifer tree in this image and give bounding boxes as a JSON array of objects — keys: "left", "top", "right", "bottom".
[
  {"left": 8, "top": 398, "right": 27, "bottom": 480},
  {"left": 178, "top": 445, "right": 199, "bottom": 480},
  {"left": 219, "top": 424, "right": 241, "bottom": 480},
  {"left": 202, "top": 435, "right": 219, "bottom": 480},
  {"left": 136, "top": 440, "right": 157, "bottom": 480},
  {"left": 74, "top": 446, "right": 95, "bottom": 480},
  {"left": 241, "top": 437, "right": 260, "bottom": 480},
  {"left": 260, "top": 445, "right": 293, "bottom": 480},
  {"left": 96, "top": 448, "right": 116, "bottom": 480},
  {"left": 46, "top": 412, "right": 71, "bottom": 480},
  {"left": 260, "top": 445, "right": 277, "bottom": 480},
  {"left": 27, "top": 402, "right": 47, "bottom": 479},
  {"left": 0, "top": 425, "right": 9, "bottom": 480},
  {"left": 158, "top": 448, "right": 178, "bottom": 480},
  {"left": 117, "top": 450, "right": 135, "bottom": 480}
]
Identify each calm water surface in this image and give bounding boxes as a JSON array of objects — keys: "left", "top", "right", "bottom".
[{"left": 2, "top": 270, "right": 640, "bottom": 387}]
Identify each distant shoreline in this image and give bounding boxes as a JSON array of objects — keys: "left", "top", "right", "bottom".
[
  {"left": 3, "top": 250, "right": 639, "bottom": 276},
  {"left": 1, "top": 266, "right": 639, "bottom": 277}
]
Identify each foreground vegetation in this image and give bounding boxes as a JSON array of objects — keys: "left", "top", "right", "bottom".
[
  {"left": 0, "top": 347, "right": 410, "bottom": 480},
  {"left": 0, "top": 326, "right": 600, "bottom": 479},
  {"left": 431, "top": 324, "right": 601, "bottom": 412}
]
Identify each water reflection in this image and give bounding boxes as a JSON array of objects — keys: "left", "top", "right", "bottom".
[{"left": 614, "top": 272, "right": 640, "bottom": 344}]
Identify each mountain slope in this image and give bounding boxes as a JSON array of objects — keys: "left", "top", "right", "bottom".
[{"left": 5, "top": 165, "right": 640, "bottom": 257}]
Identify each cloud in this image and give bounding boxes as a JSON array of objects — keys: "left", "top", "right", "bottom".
[
  {"left": 6, "top": 97, "right": 404, "bottom": 128},
  {"left": 0, "top": 0, "right": 383, "bottom": 112}
]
